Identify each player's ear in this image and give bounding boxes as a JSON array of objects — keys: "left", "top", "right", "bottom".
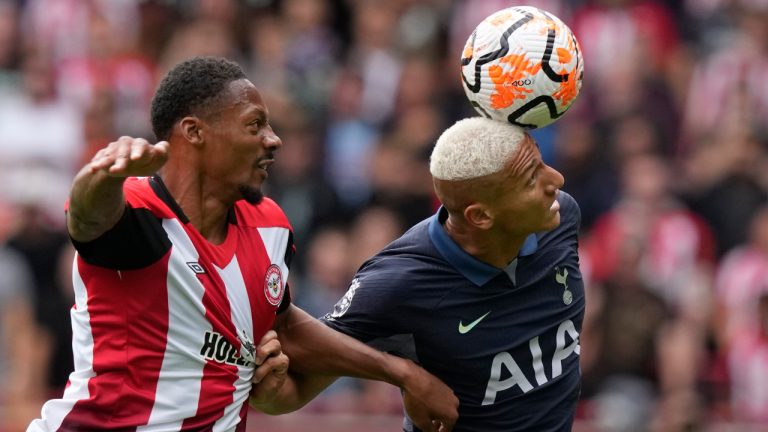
[
  {"left": 179, "top": 116, "right": 204, "bottom": 147},
  {"left": 464, "top": 203, "right": 493, "bottom": 230}
]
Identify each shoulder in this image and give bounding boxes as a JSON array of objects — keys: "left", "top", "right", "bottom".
[
  {"left": 535, "top": 191, "right": 581, "bottom": 250},
  {"left": 235, "top": 197, "right": 292, "bottom": 230},
  {"left": 329, "top": 252, "right": 443, "bottom": 321},
  {"left": 557, "top": 191, "right": 580, "bottom": 217},
  {"left": 122, "top": 177, "right": 175, "bottom": 218},
  {"left": 356, "top": 243, "right": 450, "bottom": 299},
  {"left": 346, "top": 217, "right": 449, "bottom": 289},
  {"left": 360, "top": 254, "right": 424, "bottom": 282},
  {"left": 123, "top": 177, "right": 153, "bottom": 202}
]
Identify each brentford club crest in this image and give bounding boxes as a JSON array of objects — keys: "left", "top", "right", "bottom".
[{"left": 264, "top": 264, "right": 284, "bottom": 306}]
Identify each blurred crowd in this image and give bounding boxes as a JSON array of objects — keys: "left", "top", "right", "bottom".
[{"left": 0, "top": 0, "right": 767, "bottom": 431}]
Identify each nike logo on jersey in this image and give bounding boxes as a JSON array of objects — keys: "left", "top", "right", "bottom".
[{"left": 459, "top": 311, "right": 491, "bottom": 334}]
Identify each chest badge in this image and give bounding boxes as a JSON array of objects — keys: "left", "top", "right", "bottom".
[
  {"left": 264, "top": 264, "right": 285, "bottom": 306},
  {"left": 556, "top": 267, "right": 572, "bottom": 305}
]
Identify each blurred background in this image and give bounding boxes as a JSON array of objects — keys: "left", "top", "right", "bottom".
[{"left": 0, "top": 0, "right": 767, "bottom": 431}]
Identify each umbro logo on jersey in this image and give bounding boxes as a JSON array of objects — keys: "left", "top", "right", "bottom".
[
  {"left": 187, "top": 262, "right": 206, "bottom": 274},
  {"left": 556, "top": 267, "right": 572, "bottom": 305},
  {"left": 458, "top": 311, "right": 491, "bottom": 334}
]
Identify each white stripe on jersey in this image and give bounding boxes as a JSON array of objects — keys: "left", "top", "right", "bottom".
[
  {"left": 28, "top": 258, "right": 96, "bottom": 432},
  {"left": 257, "top": 227, "right": 290, "bottom": 277},
  {"left": 138, "top": 219, "right": 210, "bottom": 430},
  {"left": 213, "top": 255, "right": 254, "bottom": 431}
]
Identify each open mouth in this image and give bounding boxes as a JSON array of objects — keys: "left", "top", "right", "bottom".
[
  {"left": 256, "top": 159, "right": 274, "bottom": 171},
  {"left": 549, "top": 199, "right": 560, "bottom": 213}
]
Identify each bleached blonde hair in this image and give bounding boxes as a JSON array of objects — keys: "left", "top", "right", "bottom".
[{"left": 429, "top": 117, "right": 526, "bottom": 181}]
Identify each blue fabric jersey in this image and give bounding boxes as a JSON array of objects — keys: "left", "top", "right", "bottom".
[{"left": 323, "top": 192, "right": 585, "bottom": 432}]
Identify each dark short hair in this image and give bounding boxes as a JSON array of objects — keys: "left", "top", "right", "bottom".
[{"left": 150, "top": 56, "right": 247, "bottom": 141}]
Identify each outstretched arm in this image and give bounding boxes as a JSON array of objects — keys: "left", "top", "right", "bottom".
[
  {"left": 251, "top": 304, "right": 458, "bottom": 432},
  {"left": 67, "top": 137, "right": 169, "bottom": 242}
]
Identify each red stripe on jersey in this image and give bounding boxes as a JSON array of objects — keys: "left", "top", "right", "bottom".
[
  {"left": 233, "top": 201, "right": 290, "bottom": 341},
  {"left": 236, "top": 401, "right": 249, "bottom": 432},
  {"left": 179, "top": 362, "right": 235, "bottom": 429},
  {"left": 59, "top": 253, "right": 171, "bottom": 429}
]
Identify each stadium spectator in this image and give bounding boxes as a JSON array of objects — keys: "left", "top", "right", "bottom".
[
  {"left": 581, "top": 151, "right": 715, "bottom": 429},
  {"left": 0, "top": 241, "right": 42, "bottom": 431},
  {"left": 726, "top": 291, "right": 768, "bottom": 423},
  {"left": 714, "top": 206, "right": 768, "bottom": 343},
  {"left": 5, "top": 202, "right": 75, "bottom": 398}
]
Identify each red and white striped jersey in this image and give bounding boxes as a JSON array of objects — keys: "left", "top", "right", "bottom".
[{"left": 28, "top": 176, "right": 294, "bottom": 431}]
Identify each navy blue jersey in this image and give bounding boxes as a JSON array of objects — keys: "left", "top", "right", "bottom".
[{"left": 323, "top": 192, "right": 584, "bottom": 432}]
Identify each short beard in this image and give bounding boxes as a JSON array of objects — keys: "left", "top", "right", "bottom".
[{"left": 238, "top": 184, "right": 264, "bottom": 204}]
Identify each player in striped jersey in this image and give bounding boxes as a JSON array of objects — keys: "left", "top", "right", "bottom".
[{"left": 27, "top": 56, "right": 457, "bottom": 432}]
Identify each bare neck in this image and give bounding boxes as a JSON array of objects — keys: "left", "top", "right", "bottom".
[
  {"left": 160, "top": 168, "right": 234, "bottom": 244},
  {"left": 443, "top": 215, "right": 525, "bottom": 269}
]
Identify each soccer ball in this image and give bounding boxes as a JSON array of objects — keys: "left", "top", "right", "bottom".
[{"left": 460, "top": 6, "right": 584, "bottom": 129}]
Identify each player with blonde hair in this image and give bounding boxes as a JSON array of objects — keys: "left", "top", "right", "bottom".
[{"left": 320, "top": 117, "right": 584, "bottom": 431}]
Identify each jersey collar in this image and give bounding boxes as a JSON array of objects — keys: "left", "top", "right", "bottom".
[{"left": 428, "top": 206, "right": 538, "bottom": 286}]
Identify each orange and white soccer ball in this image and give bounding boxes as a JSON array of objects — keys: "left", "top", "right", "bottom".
[{"left": 460, "top": 6, "right": 584, "bottom": 129}]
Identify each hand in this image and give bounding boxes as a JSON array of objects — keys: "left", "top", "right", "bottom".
[
  {"left": 400, "top": 360, "right": 459, "bottom": 432},
  {"left": 88, "top": 136, "right": 169, "bottom": 177},
  {"left": 250, "top": 330, "right": 290, "bottom": 405}
]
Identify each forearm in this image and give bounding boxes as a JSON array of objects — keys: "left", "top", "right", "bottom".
[
  {"left": 67, "top": 165, "right": 127, "bottom": 242},
  {"left": 275, "top": 305, "right": 412, "bottom": 388},
  {"left": 67, "top": 137, "right": 169, "bottom": 242},
  {"left": 269, "top": 306, "right": 459, "bottom": 430},
  {"left": 249, "top": 371, "right": 335, "bottom": 415}
]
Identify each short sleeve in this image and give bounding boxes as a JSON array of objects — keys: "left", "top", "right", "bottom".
[{"left": 321, "top": 266, "right": 407, "bottom": 343}]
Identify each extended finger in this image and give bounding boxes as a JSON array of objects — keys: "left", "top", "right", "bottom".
[
  {"left": 88, "top": 145, "right": 123, "bottom": 172},
  {"left": 89, "top": 154, "right": 115, "bottom": 172},
  {"left": 129, "top": 138, "right": 153, "bottom": 161},
  {"left": 105, "top": 137, "right": 136, "bottom": 173},
  {"left": 150, "top": 141, "right": 170, "bottom": 161},
  {"left": 108, "top": 150, "right": 132, "bottom": 173},
  {"left": 133, "top": 140, "right": 169, "bottom": 172}
]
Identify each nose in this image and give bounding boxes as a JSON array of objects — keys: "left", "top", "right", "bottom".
[
  {"left": 264, "top": 126, "right": 282, "bottom": 150},
  {"left": 545, "top": 165, "right": 565, "bottom": 193}
]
